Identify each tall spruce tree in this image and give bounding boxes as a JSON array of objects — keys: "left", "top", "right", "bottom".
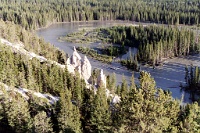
[
  {"left": 5, "top": 93, "right": 32, "bottom": 133},
  {"left": 123, "top": 71, "right": 180, "bottom": 132},
  {"left": 72, "top": 73, "right": 84, "bottom": 107},
  {"left": 33, "top": 111, "right": 53, "bottom": 133},
  {"left": 89, "top": 85, "right": 111, "bottom": 132},
  {"left": 58, "top": 88, "right": 82, "bottom": 133}
]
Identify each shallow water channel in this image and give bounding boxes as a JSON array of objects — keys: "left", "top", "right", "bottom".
[{"left": 36, "top": 21, "right": 200, "bottom": 103}]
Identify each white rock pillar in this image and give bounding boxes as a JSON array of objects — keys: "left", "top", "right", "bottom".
[
  {"left": 70, "top": 46, "right": 81, "bottom": 68},
  {"left": 81, "top": 56, "right": 92, "bottom": 81},
  {"left": 97, "top": 69, "right": 106, "bottom": 88}
]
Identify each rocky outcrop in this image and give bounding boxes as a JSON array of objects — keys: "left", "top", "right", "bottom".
[
  {"left": 81, "top": 56, "right": 92, "bottom": 81},
  {"left": 66, "top": 58, "right": 75, "bottom": 74},
  {"left": 112, "top": 95, "right": 121, "bottom": 104},
  {"left": 0, "top": 82, "right": 59, "bottom": 104},
  {"left": 67, "top": 47, "right": 92, "bottom": 83},
  {"left": 67, "top": 47, "right": 107, "bottom": 89},
  {"left": 70, "top": 46, "right": 81, "bottom": 68},
  {"left": 97, "top": 69, "right": 107, "bottom": 88},
  {"left": 0, "top": 38, "right": 48, "bottom": 62}
]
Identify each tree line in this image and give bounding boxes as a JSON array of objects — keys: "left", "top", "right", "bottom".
[
  {"left": 1, "top": 0, "right": 200, "bottom": 30},
  {"left": 102, "top": 25, "right": 199, "bottom": 66},
  {"left": 0, "top": 20, "right": 67, "bottom": 64}
]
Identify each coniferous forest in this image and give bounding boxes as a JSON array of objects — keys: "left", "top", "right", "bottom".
[
  {"left": 1, "top": 0, "right": 200, "bottom": 30},
  {"left": 0, "top": 0, "right": 200, "bottom": 132},
  {"left": 100, "top": 25, "right": 200, "bottom": 65}
]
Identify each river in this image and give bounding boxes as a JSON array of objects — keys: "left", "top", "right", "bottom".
[{"left": 36, "top": 21, "right": 198, "bottom": 103}]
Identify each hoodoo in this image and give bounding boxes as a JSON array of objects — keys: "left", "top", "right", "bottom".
[
  {"left": 81, "top": 56, "right": 92, "bottom": 81},
  {"left": 70, "top": 46, "right": 81, "bottom": 68}
]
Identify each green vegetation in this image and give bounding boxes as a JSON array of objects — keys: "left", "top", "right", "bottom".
[
  {"left": 120, "top": 55, "right": 140, "bottom": 72},
  {"left": 0, "top": 20, "right": 67, "bottom": 64},
  {"left": 100, "top": 25, "right": 199, "bottom": 66},
  {"left": 0, "top": 0, "right": 200, "bottom": 132},
  {"left": 101, "top": 45, "right": 127, "bottom": 57},
  {"left": 184, "top": 65, "right": 200, "bottom": 101},
  {"left": 59, "top": 28, "right": 110, "bottom": 44},
  {"left": 76, "top": 45, "right": 127, "bottom": 64},
  {"left": 77, "top": 46, "right": 113, "bottom": 63},
  {"left": 1, "top": 0, "right": 200, "bottom": 30},
  {"left": 67, "top": 25, "right": 199, "bottom": 70},
  {"left": 0, "top": 25, "right": 200, "bottom": 132},
  {"left": 62, "top": 25, "right": 199, "bottom": 68}
]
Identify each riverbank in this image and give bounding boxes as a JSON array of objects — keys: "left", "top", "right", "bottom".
[
  {"left": 35, "top": 20, "right": 136, "bottom": 31},
  {"left": 35, "top": 20, "right": 200, "bottom": 40}
]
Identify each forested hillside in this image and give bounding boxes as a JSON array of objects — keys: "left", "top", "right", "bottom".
[
  {"left": 1, "top": 0, "right": 200, "bottom": 30},
  {"left": 0, "top": 0, "right": 200, "bottom": 132},
  {"left": 0, "top": 20, "right": 67, "bottom": 64},
  {"left": 0, "top": 20, "right": 199, "bottom": 133}
]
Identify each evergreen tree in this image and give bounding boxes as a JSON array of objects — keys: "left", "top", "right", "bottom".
[
  {"left": 33, "top": 111, "right": 53, "bottom": 133},
  {"left": 72, "top": 73, "right": 84, "bottom": 107},
  {"left": 80, "top": 87, "right": 95, "bottom": 132},
  {"left": 130, "top": 73, "right": 136, "bottom": 91},
  {"left": 58, "top": 88, "right": 82, "bottom": 133},
  {"left": 120, "top": 75, "right": 128, "bottom": 100},
  {"left": 106, "top": 73, "right": 116, "bottom": 94},
  {"left": 110, "top": 73, "right": 116, "bottom": 94},
  {"left": 179, "top": 102, "right": 200, "bottom": 132},
  {"left": 123, "top": 71, "right": 180, "bottom": 132},
  {"left": 89, "top": 85, "right": 111, "bottom": 132},
  {"left": 5, "top": 94, "right": 32, "bottom": 133}
]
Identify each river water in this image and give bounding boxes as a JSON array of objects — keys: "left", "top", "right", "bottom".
[{"left": 36, "top": 21, "right": 199, "bottom": 103}]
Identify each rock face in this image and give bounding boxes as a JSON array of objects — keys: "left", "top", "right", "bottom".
[
  {"left": 67, "top": 47, "right": 106, "bottom": 88},
  {"left": 66, "top": 58, "right": 75, "bottom": 74},
  {"left": 67, "top": 47, "right": 92, "bottom": 83},
  {"left": 97, "top": 69, "right": 107, "bottom": 88},
  {"left": 81, "top": 56, "right": 92, "bottom": 81},
  {"left": 70, "top": 46, "right": 81, "bottom": 68},
  {"left": 59, "top": 47, "right": 119, "bottom": 104}
]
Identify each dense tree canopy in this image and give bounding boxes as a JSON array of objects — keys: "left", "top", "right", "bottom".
[
  {"left": 0, "top": 0, "right": 200, "bottom": 30},
  {"left": 94, "top": 25, "right": 199, "bottom": 67},
  {"left": 0, "top": 36, "right": 199, "bottom": 132},
  {"left": 0, "top": 20, "right": 67, "bottom": 63}
]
